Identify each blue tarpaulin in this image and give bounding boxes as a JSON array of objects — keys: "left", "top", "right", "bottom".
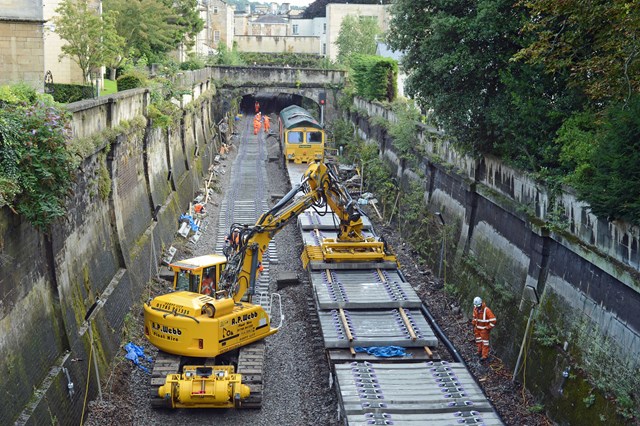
[
  {"left": 124, "top": 342, "right": 153, "bottom": 373},
  {"left": 179, "top": 214, "right": 200, "bottom": 231},
  {"left": 354, "top": 346, "right": 407, "bottom": 358}
]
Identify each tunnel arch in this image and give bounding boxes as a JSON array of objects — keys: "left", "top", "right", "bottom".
[{"left": 239, "top": 91, "right": 321, "bottom": 121}]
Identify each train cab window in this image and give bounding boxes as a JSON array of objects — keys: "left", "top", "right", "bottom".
[
  {"left": 288, "top": 131, "right": 302, "bottom": 144},
  {"left": 306, "top": 131, "right": 322, "bottom": 144}
]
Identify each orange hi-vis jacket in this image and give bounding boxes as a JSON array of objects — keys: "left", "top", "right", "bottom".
[
  {"left": 472, "top": 302, "right": 496, "bottom": 358},
  {"left": 472, "top": 303, "right": 496, "bottom": 331}
]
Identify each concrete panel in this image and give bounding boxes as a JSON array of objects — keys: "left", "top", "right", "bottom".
[
  {"left": 311, "top": 269, "right": 421, "bottom": 309},
  {"left": 111, "top": 131, "right": 153, "bottom": 265},
  {"left": 147, "top": 126, "right": 172, "bottom": 209},
  {"left": 319, "top": 308, "right": 438, "bottom": 348},
  {"left": 335, "top": 362, "right": 503, "bottom": 425}
]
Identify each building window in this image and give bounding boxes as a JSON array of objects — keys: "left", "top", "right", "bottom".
[
  {"left": 322, "top": 43, "right": 326, "bottom": 55},
  {"left": 214, "top": 30, "right": 220, "bottom": 42},
  {"left": 323, "top": 23, "right": 326, "bottom": 34},
  {"left": 213, "top": 6, "right": 218, "bottom": 14},
  {"left": 292, "top": 24, "right": 299, "bottom": 35}
]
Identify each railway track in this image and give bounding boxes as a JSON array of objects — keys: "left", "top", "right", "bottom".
[
  {"left": 284, "top": 163, "right": 505, "bottom": 424},
  {"left": 148, "top": 110, "right": 503, "bottom": 424},
  {"left": 149, "top": 113, "right": 275, "bottom": 409}
]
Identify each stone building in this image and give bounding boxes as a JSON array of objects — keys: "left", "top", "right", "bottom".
[
  {"left": 325, "top": 4, "right": 389, "bottom": 61},
  {"left": 208, "top": 0, "right": 235, "bottom": 50},
  {"left": 0, "top": 0, "right": 45, "bottom": 90},
  {"left": 43, "top": 0, "right": 86, "bottom": 85}
]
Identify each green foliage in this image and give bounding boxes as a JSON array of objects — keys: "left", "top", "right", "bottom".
[
  {"left": 211, "top": 43, "right": 245, "bottom": 66},
  {"left": 351, "top": 55, "right": 398, "bottom": 102},
  {"left": 555, "top": 110, "right": 600, "bottom": 180},
  {"left": 237, "top": 51, "right": 333, "bottom": 68},
  {"left": 516, "top": 0, "right": 640, "bottom": 103},
  {"left": 583, "top": 393, "right": 596, "bottom": 408},
  {"left": 179, "top": 55, "right": 206, "bottom": 71},
  {"left": 396, "top": 182, "right": 443, "bottom": 265},
  {"left": 527, "top": 404, "right": 545, "bottom": 414},
  {"left": 0, "top": 85, "right": 74, "bottom": 230},
  {"left": 337, "top": 85, "right": 356, "bottom": 112},
  {"left": 336, "top": 15, "right": 381, "bottom": 66},
  {"left": 532, "top": 321, "right": 561, "bottom": 347},
  {"left": 388, "top": 100, "right": 420, "bottom": 161},
  {"left": 105, "top": 0, "right": 203, "bottom": 63},
  {"left": 53, "top": 0, "right": 122, "bottom": 82},
  {"left": 47, "top": 83, "right": 95, "bottom": 103},
  {"left": 329, "top": 119, "right": 355, "bottom": 155},
  {"left": 572, "top": 96, "right": 640, "bottom": 225},
  {"left": 388, "top": 0, "right": 523, "bottom": 152},
  {"left": 116, "top": 71, "right": 148, "bottom": 91}
]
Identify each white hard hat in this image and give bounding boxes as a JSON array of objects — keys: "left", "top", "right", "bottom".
[{"left": 473, "top": 297, "right": 482, "bottom": 307}]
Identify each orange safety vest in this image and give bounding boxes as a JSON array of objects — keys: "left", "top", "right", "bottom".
[{"left": 472, "top": 303, "right": 496, "bottom": 330}]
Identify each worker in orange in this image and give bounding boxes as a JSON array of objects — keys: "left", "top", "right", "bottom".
[
  {"left": 472, "top": 296, "right": 496, "bottom": 362},
  {"left": 253, "top": 113, "right": 262, "bottom": 135},
  {"left": 201, "top": 273, "right": 214, "bottom": 295},
  {"left": 255, "top": 101, "right": 260, "bottom": 113},
  {"left": 263, "top": 115, "right": 271, "bottom": 134}
]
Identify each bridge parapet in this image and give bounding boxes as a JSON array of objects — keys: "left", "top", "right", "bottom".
[{"left": 210, "top": 65, "right": 346, "bottom": 87}]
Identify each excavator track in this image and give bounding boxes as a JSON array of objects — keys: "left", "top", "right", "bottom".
[
  {"left": 236, "top": 341, "right": 266, "bottom": 408},
  {"left": 149, "top": 351, "right": 181, "bottom": 408}
]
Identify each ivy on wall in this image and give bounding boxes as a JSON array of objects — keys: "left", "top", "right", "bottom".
[
  {"left": 351, "top": 54, "right": 398, "bottom": 103},
  {"left": 0, "top": 84, "right": 75, "bottom": 231}
]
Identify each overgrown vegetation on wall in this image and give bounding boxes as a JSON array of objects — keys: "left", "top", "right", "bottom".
[
  {"left": 351, "top": 55, "right": 398, "bottom": 103},
  {"left": 0, "top": 84, "right": 75, "bottom": 231},
  {"left": 387, "top": 0, "right": 640, "bottom": 226}
]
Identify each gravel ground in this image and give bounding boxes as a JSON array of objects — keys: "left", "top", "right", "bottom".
[{"left": 84, "top": 114, "right": 551, "bottom": 426}]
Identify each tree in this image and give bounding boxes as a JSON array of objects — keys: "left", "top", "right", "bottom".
[
  {"left": 102, "top": 11, "right": 127, "bottom": 80},
  {"left": 53, "top": 0, "right": 122, "bottom": 83},
  {"left": 387, "top": 0, "right": 526, "bottom": 153},
  {"left": 572, "top": 96, "right": 640, "bottom": 225},
  {"left": 386, "top": 0, "right": 587, "bottom": 173},
  {"left": 515, "top": 0, "right": 640, "bottom": 104},
  {"left": 104, "top": 0, "right": 203, "bottom": 63},
  {"left": 335, "top": 15, "right": 381, "bottom": 66},
  {"left": 165, "top": 0, "right": 204, "bottom": 53}
]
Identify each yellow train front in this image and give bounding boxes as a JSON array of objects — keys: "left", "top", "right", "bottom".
[
  {"left": 144, "top": 291, "right": 276, "bottom": 358},
  {"left": 278, "top": 105, "right": 325, "bottom": 163}
]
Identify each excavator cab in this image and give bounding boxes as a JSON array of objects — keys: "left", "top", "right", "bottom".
[{"left": 169, "top": 254, "right": 227, "bottom": 296}]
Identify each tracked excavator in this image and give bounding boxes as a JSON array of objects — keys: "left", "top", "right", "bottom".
[{"left": 143, "top": 161, "right": 396, "bottom": 409}]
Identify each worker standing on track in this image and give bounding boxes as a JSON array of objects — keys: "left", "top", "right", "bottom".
[
  {"left": 255, "top": 100, "right": 260, "bottom": 114},
  {"left": 263, "top": 115, "right": 270, "bottom": 134},
  {"left": 253, "top": 112, "right": 262, "bottom": 135},
  {"left": 472, "top": 296, "right": 496, "bottom": 362}
]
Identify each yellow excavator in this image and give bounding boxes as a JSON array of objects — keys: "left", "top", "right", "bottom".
[{"left": 143, "top": 161, "right": 396, "bottom": 409}]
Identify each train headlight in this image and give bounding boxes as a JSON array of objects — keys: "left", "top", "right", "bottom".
[{"left": 287, "top": 154, "right": 294, "bottom": 159}]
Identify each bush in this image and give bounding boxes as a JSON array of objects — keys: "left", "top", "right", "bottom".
[
  {"left": 116, "top": 71, "right": 148, "bottom": 91},
  {"left": 179, "top": 56, "right": 206, "bottom": 71},
  {"left": 0, "top": 84, "right": 74, "bottom": 230},
  {"left": 46, "top": 83, "right": 94, "bottom": 103},
  {"left": 351, "top": 55, "right": 398, "bottom": 102}
]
